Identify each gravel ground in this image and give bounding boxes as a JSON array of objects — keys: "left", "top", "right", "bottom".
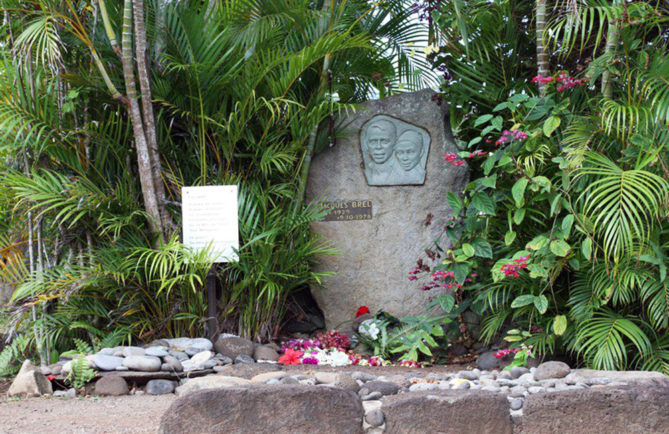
[{"left": 0, "top": 395, "right": 175, "bottom": 434}]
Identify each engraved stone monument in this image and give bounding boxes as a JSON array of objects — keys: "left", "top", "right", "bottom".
[{"left": 307, "top": 89, "right": 468, "bottom": 328}]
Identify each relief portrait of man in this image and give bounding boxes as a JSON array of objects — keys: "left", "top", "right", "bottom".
[
  {"left": 360, "top": 119, "right": 397, "bottom": 185},
  {"left": 360, "top": 115, "right": 430, "bottom": 186}
]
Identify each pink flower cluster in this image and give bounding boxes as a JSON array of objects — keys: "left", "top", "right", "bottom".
[
  {"left": 281, "top": 338, "right": 321, "bottom": 353},
  {"left": 494, "top": 347, "right": 520, "bottom": 359},
  {"left": 443, "top": 153, "right": 465, "bottom": 166},
  {"left": 408, "top": 267, "right": 420, "bottom": 281},
  {"left": 495, "top": 129, "right": 528, "bottom": 146},
  {"left": 531, "top": 74, "right": 555, "bottom": 84},
  {"left": 467, "top": 150, "right": 488, "bottom": 158},
  {"left": 554, "top": 73, "right": 586, "bottom": 92},
  {"left": 532, "top": 73, "right": 586, "bottom": 92},
  {"left": 500, "top": 255, "right": 530, "bottom": 277}
]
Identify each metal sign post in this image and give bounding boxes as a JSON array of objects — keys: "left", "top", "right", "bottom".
[{"left": 182, "top": 185, "right": 239, "bottom": 340}]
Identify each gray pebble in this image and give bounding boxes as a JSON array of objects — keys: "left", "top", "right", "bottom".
[
  {"left": 510, "top": 398, "right": 523, "bottom": 410},
  {"left": 362, "top": 391, "right": 383, "bottom": 401},
  {"left": 528, "top": 386, "right": 545, "bottom": 394},
  {"left": 365, "top": 409, "right": 385, "bottom": 427},
  {"left": 146, "top": 379, "right": 175, "bottom": 395},
  {"left": 409, "top": 382, "right": 438, "bottom": 392},
  {"left": 458, "top": 370, "right": 480, "bottom": 381},
  {"left": 351, "top": 371, "right": 377, "bottom": 382},
  {"left": 234, "top": 354, "right": 255, "bottom": 364},
  {"left": 510, "top": 366, "right": 529, "bottom": 379},
  {"left": 145, "top": 347, "right": 168, "bottom": 357},
  {"left": 509, "top": 386, "right": 526, "bottom": 397}
]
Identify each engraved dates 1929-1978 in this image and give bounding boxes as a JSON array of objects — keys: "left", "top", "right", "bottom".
[{"left": 321, "top": 200, "right": 372, "bottom": 222}]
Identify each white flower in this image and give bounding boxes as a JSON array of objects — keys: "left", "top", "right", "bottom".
[
  {"left": 310, "top": 348, "right": 351, "bottom": 367},
  {"left": 359, "top": 319, "right": 381, "bottom": 340}
]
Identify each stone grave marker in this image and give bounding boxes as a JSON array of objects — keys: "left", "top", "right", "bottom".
[{"left": 307, "top": 89, "right": 468, "bottom": 328}]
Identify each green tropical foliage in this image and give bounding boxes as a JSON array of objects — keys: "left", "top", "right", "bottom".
[
  {"left": 420, "top": 0, "right": 669, "bottom": 373},
  {"left": 0, "top": 0, "right": 431, "bottom": 367}
]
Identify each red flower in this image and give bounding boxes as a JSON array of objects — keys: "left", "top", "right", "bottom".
[
  {"left": 278, "top": 348, "right": 303, "bottom": 365},
  {"left": 355, "top": 306, "right": 370, "bottom": 318}
]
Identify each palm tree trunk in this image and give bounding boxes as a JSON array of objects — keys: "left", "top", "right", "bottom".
[
  {"left": 536, "top": 0, "right": 549, "bottom": 94},
  {"left": 133, "top": 0, "right": 173, "bottom": 234},
  {"left": 121, "top": 0, "right": 164, "bottom": 239},
  {"left": 601, "top": 9, "right": 620, "bottom": 98}
]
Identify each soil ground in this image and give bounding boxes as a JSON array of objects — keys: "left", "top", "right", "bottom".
[
  {"left": 0, "top": 363, "right": 470, "bottom": 433},
  {"left": 0, "top": 395, "right": 175, "bottom": 434}
]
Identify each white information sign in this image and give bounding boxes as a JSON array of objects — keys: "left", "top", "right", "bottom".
[{"left": 182, "top": 185, "right": 239, "bottom": 263}]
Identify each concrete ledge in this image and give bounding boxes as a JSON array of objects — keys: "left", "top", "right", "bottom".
[
  {"left": 382, "top": 391, "right": 512, "bottom": 434},
  {"left": 514, "top": 381, "right": 669, "bottom": 434},
  {"left": 159, "top": 385, "right": 364, "bottom": 434}
]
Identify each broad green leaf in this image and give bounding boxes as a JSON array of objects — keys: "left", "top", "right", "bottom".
[
  {"left": 474, "top": 114, "right": 493, "bottom": 127},
  {"left": 505, "top": 231, "right": 516, "bottom": 246},
  {"left": 581, "top": 238, "right": 592, "bottom": 260},
  {"left": 511, "top": 294, "right": 535, "bottom": 308},
  {"left": 550, "top": 194, "right": 562, "bottom": 216},
  {"left": 543, "top": 115, "right": 561, "bottom": 137},
  {"left": 513, "top": 208, "right": 526, "bottom": 225},
  {"left": 472, "top": 238, "right": 493, "bottom": 258},
  {"left": 550, "top": 239, "right": 571, "bottom": 257},
  {"left": 478, "top": 175, "right": 497, "bottom": 189},
  {"left": 491, "top": 116, "right": 503, "bottom": 130},
  {"left": 527, "top": 235, "right": 549, "bottom": 250},
  {"left": 481, "top": 125, "right": 497, "bottom": 136},
  {"left": 512, "top": 178, "right": 529, "bottom": 207},
  {"left": 492, "top": 102, "right": 508, "bottom": 112},
  {"left": 439, "top": 295, "right": 455, "bottom": 313},
  {"left": 532, "top": 176, "right": 551, "bottom": 192},
  {"left": 447, "top": 192, "right": 462, "bottom": 215},
  {"left": 471, "top": 193, "right": 495, "bottom": 215},
  {"left": 534, "top": 295, "right": 549, "bottom": 314},
  {"left": 553, "top": 315, "right": 567, "bottom": 336},
  {"left": 562, "top": 215, "right": 574, "bottom": 238},
  {"left": 528, "top": 264, "right": 548, "bottom": 278},
  {"left": 462, "top": 243, "right": 475, "bottom": 257}
]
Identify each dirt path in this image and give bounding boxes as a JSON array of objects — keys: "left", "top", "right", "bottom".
[{"left": 0, "top": 395, "right": 175, "bottom": 434}]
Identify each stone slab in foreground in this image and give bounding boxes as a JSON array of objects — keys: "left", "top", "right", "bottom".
[
  {"left": 382, "top": 390, "right": 512, "bottom": 434},
  {"left": 159, "top": 385, "right": 364, "bottom": 434},
  {"left": 514, "top": 381, "right": 669, "bottom": 434}
]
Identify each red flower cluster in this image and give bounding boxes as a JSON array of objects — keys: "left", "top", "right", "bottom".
[
  {"left": 278, "top": 348, "right": 303, "bottom": 365},
  {"left": 495, "top": 129, "right": 528, "bottom": 146},
  {"left": 493, "top": 347, "right": 520, "bottom": 359},
  {"left": 317, "top": 330, "right": 351, "bottom": 351},
  {"left": 501, "top": 255, "right": 530, "bottom": 277},
  {"left": 443, "top": 153, "right": 465, "bottom": 166},
  {"left": 355, "top": 306, "right": 370, "bottom": 318}
]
